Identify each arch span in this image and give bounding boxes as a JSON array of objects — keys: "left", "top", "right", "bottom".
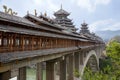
[{"left": 80, "top": 50, "right": 99, "bottom": 77}]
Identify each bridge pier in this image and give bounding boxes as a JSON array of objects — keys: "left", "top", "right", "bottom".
[
  {"left": 80, "top": 52, "right": 83, "bottom": 65},
  {"left": 36, "top": 63, "right": 43, "bottom": 80},
  {"left": 0, "top": 71, "right": 11, "bottom": 80},
  {"left": 0, "top": 68, "right": 19, "bottom": 80},
  {"left": 67, "top": 54, "right": 74, "bottom": 80},
  {"left": 60, "top": 58, "right": 66, "bottom": 80},
  {"left": 18, "top": 67, "right": 26, "bottom": 80},
  {"left": 11, "top": 68, "right": 19, "bottom": 80},
  {"left": 54, "top": 61, "right": 60, "bottom": 80},
  {"left": 46, "top": 61, "right": 55, "bottom": 80},
  {"left": 74, "top": 53, "right": 80, "bottom": 71}
]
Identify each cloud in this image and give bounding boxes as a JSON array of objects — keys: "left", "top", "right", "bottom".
[
  {"left": 74, "top": 0, "right": 111, "bottom": 12},
  {"left": 0, "top": 0, "right": 119, "bottom": 32},
  {"left": 89, "top": 19, "right": 120, "bottom": 31},
  {"left": 31, "top": 0, "right": 43, "bottom": 5},
  {"left": 0, "top": 0, "right": 58, "bottom": 17}
]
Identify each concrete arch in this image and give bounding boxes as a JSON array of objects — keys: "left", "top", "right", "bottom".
[{"left": 80, "top": 50, "right": 99, "bottom": 77}]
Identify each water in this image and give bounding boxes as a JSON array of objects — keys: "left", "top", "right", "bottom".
[{"left": 26, "top": 68, "right": 46, "bottom": 80}]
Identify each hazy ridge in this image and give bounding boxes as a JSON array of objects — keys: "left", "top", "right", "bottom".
[{"left": 95, "top": 30, "right": 120, "bottom": 42}]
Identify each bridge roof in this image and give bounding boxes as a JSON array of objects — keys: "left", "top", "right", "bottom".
[
  {"left": 0, "top": 12, "right": 92, "bottom": 41},
  {"left": 0, "top": 24, "right": 88, "bottom": 40},
  {"left": 0, "top": 11, "right": 35, "bottom": 26},
  {"left": 24, "top": 14, "right": 65, "bottom": 30},
  {"left": 24, "top": 14, "right": 91, "bottom": 39}
]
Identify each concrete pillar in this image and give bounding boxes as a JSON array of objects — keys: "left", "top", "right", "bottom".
[
  {"left": 46, "top": 61, "right": 55, "bottom": 80},
  {"left": 19, "top": 67, "right": 26, "bottom": 80},
  {"left": 36, "top": 63, "right": 43, "bottom": 80},
  {"left": 54, "top": 62, "right": 60, "bottom": 80},
  {"left": 84, "top": 51, "right": 87, "bottom": 58},
  {"left": 60, "top": 59, "right": 66, "bottom": 80},
  {"left": 80, "top": 52, "right": 83, "bottom": 65},
  {"left": 0, "top": 71, "right": 11, "bottom": 80},
  {"left": 0, "top": 68, "right": 19, "bottom": 80},
  {"left": 74, "top": 53, "right": 80, "bottom": 71},
  {"left": 11, "top": 68, "right": 19, "bottom": 80},
  {"left": 67, "top": 55, "right": 74, "bottom": 80}
]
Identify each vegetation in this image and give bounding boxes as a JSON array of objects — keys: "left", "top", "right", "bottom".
[
  {"left": 82, "top": 41, "right": 120, "bottom": 80},
  {"left": 74, "top": 69, "right": 80, "bottom": 78}
]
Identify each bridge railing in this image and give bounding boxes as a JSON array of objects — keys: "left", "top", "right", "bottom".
[{"left": 0, "top": 31, "right": 101, "bottom": 53}]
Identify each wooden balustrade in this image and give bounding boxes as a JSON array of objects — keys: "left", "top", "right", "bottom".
[{"left": 0, "top": 31, "right": 98, "bottom": 53}]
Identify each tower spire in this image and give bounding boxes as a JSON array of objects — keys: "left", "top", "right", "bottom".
[
  {"left": 61, "top": 4, "right": 62, "bottom": 9},
  {"left": 83, "top": 20, "right": 85, "bottom": 23}
]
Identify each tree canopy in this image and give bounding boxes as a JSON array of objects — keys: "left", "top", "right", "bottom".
[{"left": 82, "top": 41, "right": 120, "bottom": 80}]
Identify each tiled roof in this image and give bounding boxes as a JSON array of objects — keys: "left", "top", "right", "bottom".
[
  {"left": 0, "top": 11, "right": 35, "bottom": 26},
  {"left": 25, "top": 14, "right": 64, "bottom": 30},
  {"left": 0, "top": 12, "right": 93, "bottom": 41},
  {"left": 54, "top": 9, "right": 70, "bottom": 16}
]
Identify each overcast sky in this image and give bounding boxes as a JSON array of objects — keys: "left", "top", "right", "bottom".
[{"left": 0, "top": 0, "right": 120, "bottom": 32}]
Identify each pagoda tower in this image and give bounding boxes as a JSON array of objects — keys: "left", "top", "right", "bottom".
[
  {"left": 80, "top": 21, "right": 90, "bottom": 34},
  {"left": 54, "top": 5, "right": 77, "bottom": 32}
]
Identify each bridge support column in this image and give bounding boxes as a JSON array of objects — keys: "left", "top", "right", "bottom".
[
  {"left": 60, "top": 58, "right": 66, "bottom": 80},
  {"left": 11, "top": 68, "right": 19, "bottom": 80},
  {"left": 67, "top": 55, "right": 74, "bottom": 80},
  {"left": 46, "top": 61, "right": 55, "bottom": 80},
  {"left": 0, "top": 68, "right": 19, "bottom": 80},
  {"left": 80, "top": 52, "right": 83, "bottom": 65},
  {"left": 18, "top": 67, "right": 26, "bottom": 80},
  {"left": 36, "top": 63, "right": 43, "bottom": 80},
  {"left": 0, "top": 71, "right": 11, "bottom": 80},
  {"left": 74, "top": 53, "right": 80, "bottom": 71}
]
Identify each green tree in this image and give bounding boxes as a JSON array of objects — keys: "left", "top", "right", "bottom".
[
  {"left": 107, "top": 41, "right": 120, "bottom": 60},
  {"left": 82, "top": 41, "right": 120, "bottom": 80}
]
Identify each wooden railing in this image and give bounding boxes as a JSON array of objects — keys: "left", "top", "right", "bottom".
[{"left": 0, "top": 32, "right": 99, "bottom": 53}]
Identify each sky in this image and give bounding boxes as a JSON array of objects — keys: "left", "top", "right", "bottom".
[{"left": 0, "top": 0, "right": 120, "bottom": 32}]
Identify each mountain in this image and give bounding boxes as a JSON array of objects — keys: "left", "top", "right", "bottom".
[
  {"left": 109, "top": 35, "right": 120, "bottom": 43},
  {"left": 95, "top": 30, "right": 120, "bottom": 42}
]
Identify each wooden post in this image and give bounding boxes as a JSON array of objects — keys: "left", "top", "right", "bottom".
[
  {"left": 39, "top": 37, "right": 41, "bottom": 49},
  {"left": 21, "top": 36, "right": 24, "bottom": 51},
  {"left": 10, "top": 34, "right": 13, "bottom": 52},
  {"left": 32, "top": 37, "right": 34, "bottom": 50}
]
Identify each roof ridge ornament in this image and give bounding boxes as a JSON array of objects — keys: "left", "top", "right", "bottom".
[
  {"left": 61, "top": 4, "right": 63, "bottom": 9},
  {"left": 83, "top": 20, "right": 85, "bottom": 23},
  {"left": 44, "top": 11, "right": 47, "bottom": 16},
  {"left": 34, "top": 9, "right": 37, "bottom": 16},
  {"left": 3, "top": 5, "right": 17, "bottom": 15},
  {"left": 27, "top": 11, "right": 29, "bottom": 15}
]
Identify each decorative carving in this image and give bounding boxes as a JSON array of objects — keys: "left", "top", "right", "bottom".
[
  {"left": 34, "top": 9, "right": 37, "bottom": 16},
  {"left": 3, "top": 5, "right": 7, "bottom": 13},
  {"left": 3, "top": 5, "right": 17, "bottom": 15},
  {"left": 27, "top": 11, "right": 29, "bottom": 14},
  {"left": 44, "top": 12, "right": 47, "bottom": 16}
]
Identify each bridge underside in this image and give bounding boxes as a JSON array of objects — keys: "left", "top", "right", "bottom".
[{"left": 0, "top": 46, "right": 102, "bottom": 80}]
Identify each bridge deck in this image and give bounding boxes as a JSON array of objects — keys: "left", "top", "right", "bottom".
[{"left": 0, "top": 45, "right": 96, "bottom": 63}]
